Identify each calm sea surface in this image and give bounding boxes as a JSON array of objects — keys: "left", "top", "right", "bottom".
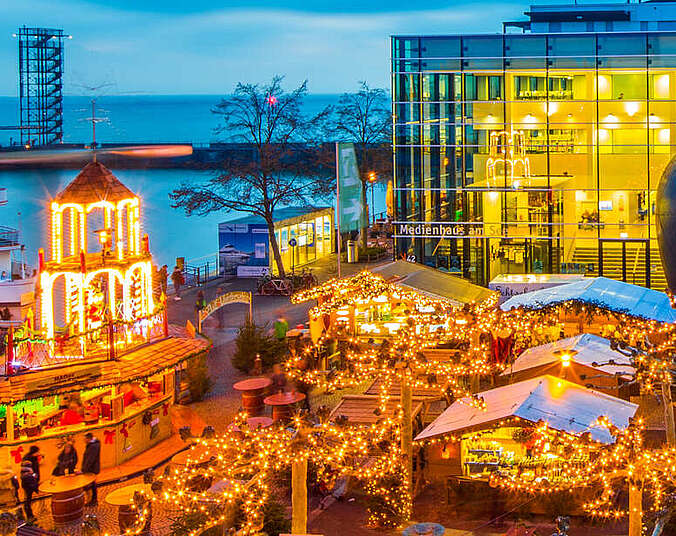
[{"left": 0, "top": 94, "right": 385, "bottom": 268}]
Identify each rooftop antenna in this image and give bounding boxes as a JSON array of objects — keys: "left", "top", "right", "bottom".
[{"left": 74, "top": 82, "right": 114, "bottom": 163}]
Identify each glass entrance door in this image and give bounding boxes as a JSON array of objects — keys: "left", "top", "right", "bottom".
[{"left": 599, "top": 239, "right": 650, "bottom": 287}]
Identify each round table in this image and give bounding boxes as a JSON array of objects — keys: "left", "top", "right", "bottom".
[
  {"left": 233, "top": 377, "right": 272, "bottom": 416},
  {"left": 170, "top": 445, "right": 214, "bottom": 468},
  {"left": 105, "top": 483, "right": 153, "bottom": 535},
  {"left": 39, "top": 473, "right": 96, "bottom": 525},
  {"left": 263, "top": 391, "right": 306, "bottom": 422},
  {"left": 171, "top": 446, "right": 215, "bottom": 491}
]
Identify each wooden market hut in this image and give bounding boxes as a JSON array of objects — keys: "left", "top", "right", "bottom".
[
  {"left": 501, "top": 276, "right": 676, "bottom": 336},
  {"left": 0, "top": 161, "right": 212, "bottom": 474},
  {"left": 416, "top": 375, "right": 638, "bottom": 481},
  {"left": 329, "top": 395, "right": 423, "bottom": 427},
  {"left": 499, "top": 333, "right": 636, "bottom": 398}
]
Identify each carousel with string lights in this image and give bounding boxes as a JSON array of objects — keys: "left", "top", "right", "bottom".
[{"left": 0, "top": 159, "right": 210, "bottom": 487}]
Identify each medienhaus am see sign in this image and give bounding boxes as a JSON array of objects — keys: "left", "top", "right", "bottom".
[{"left": 395, "top": 223, "right": 484, "bottom": 237}]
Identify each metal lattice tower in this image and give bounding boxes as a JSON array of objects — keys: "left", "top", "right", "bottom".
[{"left": 17, "top": 27, "right": 65, "bottom": 146}]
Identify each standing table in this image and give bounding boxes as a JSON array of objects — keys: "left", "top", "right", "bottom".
[
  {"left": 105, "top": 483, "right": 153, "bottom": 536},
  {"left": 39, "top": 473, "right": 96, "bottom": 525},
  {"left": 263, "top": 392, "right": 306, "bottom": 422},
  {"left": 233, "top": 377, "right": 272, "bottom": 416}
]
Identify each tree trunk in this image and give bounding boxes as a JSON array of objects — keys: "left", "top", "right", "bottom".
[
  {"left": 266, "top": 217, "right": 286, "bottom": 278},
  {"left": 291, "top": 456, "right": 308, "bottom": 535},
  {"left": 361, "top": 178, "right": 368, "bottom": 250},
  {"left": 662, "top": 380, "right": 676, "bottom": 446},
  {"left": 629, "top": 478, "right": 643, "bottom": 536}
]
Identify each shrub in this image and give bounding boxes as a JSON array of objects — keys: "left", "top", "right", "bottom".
[
  {"left": 231, "top": 321, "right": 286, "bottom": 373},
  {"left": 186, "top": 352, "right": 212, "bottom": 402},
  {"left": 261, "top": 497, "right": 291, "bottom": 536}
]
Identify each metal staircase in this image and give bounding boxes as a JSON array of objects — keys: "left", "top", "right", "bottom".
[{"left": 569, "top": 245, "right": 668, "bottom": 291}]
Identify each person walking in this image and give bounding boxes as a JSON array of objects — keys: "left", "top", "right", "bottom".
[
  {"left": 20, "top": 460, "right": 38, "bottom": 521},
  {"left": 81, "top": 432, "right": 101, "bottom": 506},
  {"left": 273, "top": 315, "right": 289, "bottom": 340},
  {"left": 53, "top": 442, "right": 78, "bottom": 476},
  {"left": 159, "top": 264, "right": 168, "bottom": 295},
  {"left": 22, "top": 445, "right": 40, "bottom": 484},
  {"left": 171, "top": 266, "right": 184, "bottom": 301}
]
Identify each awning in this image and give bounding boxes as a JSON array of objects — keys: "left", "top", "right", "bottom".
[
  {"left": 503, "top": 333, "right": 635, "bottom": 379},
  {"left": 372, "top": 260, "right": 496, "bottom": 305},
  {"left": 415, "top": 375, "right": 638, "bottom": 444},
  {"left": 500, "top": 276, "right": 676, "bottom": 322}
]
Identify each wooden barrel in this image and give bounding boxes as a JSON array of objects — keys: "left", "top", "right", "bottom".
[
  {"left": 241, "top": 387, "right": 266, "bottom": 416},
  {"left": 119, "top": 503, "right": 152, "bottom": 536},
  {"left": 0, "top": 470, "right": 16, "bottom": 509},
  {"left": 51, "top": 489, "right": 84, "bottom": 525},
  {"left": 271, "top": 404, "right": 293, "bottom": 422}
]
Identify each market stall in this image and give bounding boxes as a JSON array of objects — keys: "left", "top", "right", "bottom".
[
  {"left": 0, "top": 162, "right": 212, "bottom": 474},
  {"left": 415, "top": 375, "right": 638, "bottom": 483},
  {"left": 500, "top": 333, "right": 636, "bottom": 398}
]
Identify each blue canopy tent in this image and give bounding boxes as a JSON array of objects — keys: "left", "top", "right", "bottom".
[{"left": 501, "top": 277, "right": 676, "bottom": 323}]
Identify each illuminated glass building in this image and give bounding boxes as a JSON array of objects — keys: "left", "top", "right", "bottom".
[{"left": 392, "top": 2, "right": 676, "bottom": 290}]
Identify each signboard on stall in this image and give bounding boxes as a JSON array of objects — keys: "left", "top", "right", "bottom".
[
  {"left": 488, "top": 274, "right": 586, "bottom": 303},
  {"left": 24, "top": 364, "right": 103, "bottom": 396}
]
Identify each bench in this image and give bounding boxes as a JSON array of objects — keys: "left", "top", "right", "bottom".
[{"left": 17, "top": 525, "right": 57, "bottom": 536}]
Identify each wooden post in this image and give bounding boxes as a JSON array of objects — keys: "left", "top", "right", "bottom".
[
  {"left": 629, "top": 477, "right": 643, "bottom": 536},
  {"left": 662, "top": 380, "right": 676, "bottom": 446},
  {"left": 401, "top": 371, "right": 413, "bottom": 508},
  {"left": 6, "top": 406, "right": 14, "bottom": 442},
  {"left": 291, "top": 456, "right": 308, "bottom": 535}
]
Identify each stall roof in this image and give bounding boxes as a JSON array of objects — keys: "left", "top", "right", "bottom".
[
  {"left": 503, "top": 333, "right": 635, "bottom": 379},
  {"left": 415, "top": 375, "right": 638, "bottom": 444},
  {"left": 500, "top": 277, "right": 676, "bottom": 322},
  {"left": 220, "top": 206, "right": 331, "bottom": 226},
  {"left": 0, "top": 325, "right": 211, "bottom": 403},
  {"left": 372, "top": 261, "right": 496, "bottom": 305},
  {"left": 329, "top": 395, "right": 422, "bottom": 426}
]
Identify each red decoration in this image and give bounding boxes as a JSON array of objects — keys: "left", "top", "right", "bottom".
[
  {"left": 104, "top": 429, "right": 116, "bottom": 444},
  {"left": 162, "top": 403, "right": 169, "bottom": 416},
  {"left": 10, "top": 446, "right": 23, "bottom": 464},
  {"left": 120, "top": 423, "right": 129, "bottom": 438}
]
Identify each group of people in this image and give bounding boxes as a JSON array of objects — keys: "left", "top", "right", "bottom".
[
  {"left": 156, "top": 264, "right": 185, "bottom": 301},
  {"left": 19, "top": 433, "right": 101, "bottom": 520}
]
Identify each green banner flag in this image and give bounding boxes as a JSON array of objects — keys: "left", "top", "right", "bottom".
[{"left": 337, "top": 142, "right": 366, "bottom": 232}]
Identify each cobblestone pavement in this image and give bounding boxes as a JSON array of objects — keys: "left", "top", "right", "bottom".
[
  {"left": 29, "top": 470, "right": 178, "bottom": 535},
  {"left": 25, "top": 258, "right": 391, "bottom": 534}
]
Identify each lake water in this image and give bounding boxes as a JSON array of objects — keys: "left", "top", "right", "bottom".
[
  {"left": 0, "top": 94, "right": 341, "bottom": 146},
  {"left": 0, "top": 94, "right": 385, "bottom": 268},
  {"left": 0, "top": 167, "right": 385, "bottom": 270}
]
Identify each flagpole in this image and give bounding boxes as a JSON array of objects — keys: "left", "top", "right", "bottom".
[{"left": 336, "top": 142, "right": 341, "bottom": 279}]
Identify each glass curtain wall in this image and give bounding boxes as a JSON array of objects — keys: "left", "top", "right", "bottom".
[{"left": 393, "top": 32, "right": 676, "bottom": 289}]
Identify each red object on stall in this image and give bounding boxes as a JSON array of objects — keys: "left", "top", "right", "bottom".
[
  {"left": 104, "top": 429, "right": 116, "bottom": 444},
  {"left": 79, "top": 251, "right": 86, "bottom": 273},
  {"left": 60, "top": 409, "right": 83, "bottom": 426},
  {"left": 10, "top": 447, "right": 23, "bottom": 464},
  {"left": 38, "top": 248, "right": 45, "bottom": 272}
]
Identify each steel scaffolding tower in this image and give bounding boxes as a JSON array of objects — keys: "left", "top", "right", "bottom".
[{"left": 17, "top": 27, "right": 65, "bottom": 146}]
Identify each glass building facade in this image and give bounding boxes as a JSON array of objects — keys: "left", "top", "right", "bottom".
[{"left": 392, "top": 8, "right": 676, "bottom": 290}]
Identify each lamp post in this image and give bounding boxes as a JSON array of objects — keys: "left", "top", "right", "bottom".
[{"left": 368, "top": 171, "right": 377, "bottom": 225}]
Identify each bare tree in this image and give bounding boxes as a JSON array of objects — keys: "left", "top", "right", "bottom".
[
  {"left": 170, "top": 76, "right": 332, "bottom": 278},
  {"left": 334, "top": 82, "right": 392, "bottom": 248}
]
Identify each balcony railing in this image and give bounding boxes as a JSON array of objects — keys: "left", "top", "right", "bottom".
[
  {"left": 0, "top": 226, "right": 19, "bottom": 248},
  {"left": 6, "top": 308, "right": 168, "bottom": 375}
]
